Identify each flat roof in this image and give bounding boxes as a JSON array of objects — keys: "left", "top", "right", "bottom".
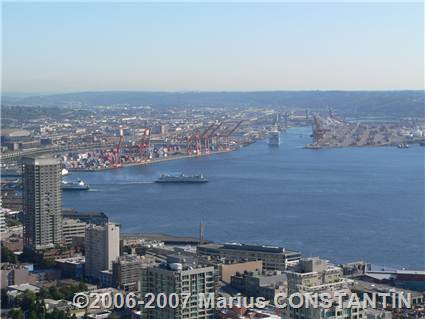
[
  {"left": 198, "top": 242, "right": 300, "bottom": 255},
  {"left": 55, "top": 256, "right": 85, "bottom": 264},
  {"left": 62, "top": 209, "right": 107, "bottom": 217},
  {"left": 8, "top": 283, "right": 40, "bottom": 293},
  {"left": 22, "top": 156, "right": 59, "bottom": 165},
  {"left": 224, "top": 243, "right": 285, "bottom": 253},
  {"left": 353, "top": 280, "right": 423, "bottom": 297}
]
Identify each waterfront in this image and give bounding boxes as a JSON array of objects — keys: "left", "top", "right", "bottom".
[{"left": 63, "top": 127, "right": 424, "bottom": 269}]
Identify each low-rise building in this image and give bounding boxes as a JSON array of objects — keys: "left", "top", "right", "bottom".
[
  {"left": 1, "top": 235, "right": 24, "bottom": 252},
  {"left": 220, "top": 260, "right": 263, "bottom": 284},
  {"left": 1, "top": 263, "right": 38, "bottom": 289},
  {"left": 282, "top": 257, "right": 365, "bottom": 319},
  {"left": 55, "top": 256, "right": 85, "bottom": 279},
  {"left": 62, "top": 218, "right": 86, "bottom": 245},
  {"left": 112, "top": 254, "right": 156, "bottom": 292},
  {"left": 365, "top": 309, "right": 392, "bottom": 319},
  {"left": 219, "top": 307, "right": 281, "bottom": 319},
  {"left": 7, "top": 283, "right": 40, "bottom": 301},
  {"left": 198, "top": 243, "right": 301, "bottom": 271},
  {"left": 99, "top": 270, "right": 113, "bottom": 288},
  {"left": 81, "top": 288, "right": 119, "bottom": 315},
  {"left": 63, "top": 209, "right": 108, "bottom": 225},
  {"left": 230, "top": 270, "right": 286, "bottom": 302},
  {"left": 352, "top": 280, "right": 424, "bottom": 308}
]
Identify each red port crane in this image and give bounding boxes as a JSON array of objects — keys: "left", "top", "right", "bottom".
[
  {"left": 187, "top": 129, "right": 201, "bottom": 155},
  {"left": 206, "top": 122, "right": 223, "bottom": 151},
  {"left": 200, "top": 122, "right": 224, "bottom": 153},
  {"left": 200, "top": 123, "right": 217, "bottom": 153},
  {"left": 219, "top": 120, "right": 243, "bottom": 150},
  {"left": 138, "top": 128, "right": 151, "bottom": 161},
  {"left": 112, "top": 128, "right": 124, "bottom": 168}
]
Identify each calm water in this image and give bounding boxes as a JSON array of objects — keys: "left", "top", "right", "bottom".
[{"left": 63, "top": 127, "right": 425, "bottom": 269}]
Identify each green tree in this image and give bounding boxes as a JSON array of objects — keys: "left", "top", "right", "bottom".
[
  {"left": 10, "top": 290, "right": 74, "bottom": 319},
  {"left": 77, "top": 282, "right": 87, "bottom": 291},
  {"left": 29, "top": 310, "right": 38, "bottom": 319},
  {"left": 19, "top": 247, "right": 36, "bottom": 263},
  {"left": 38, "top": 288, "right": 49, "bottom": 300},
  {"left": 21, "top": 290, "right": 37, "bottom": 311},
  {"left": 8, "top": 309, "right": 24, "bottom": 319},
  {"left": 1, "top": 245, "right": 18, "bottom": 263},
  {"left": 46, "top": 308, "right": 68, "bottom": 319},
  {"left": 41, "top": 258, "right": 56, "bottom": 268},
  {"left": 48, "top": 287, "right": 64, "bottom": 300},
  {"left": 108, "top": 313, "right": 119, "bottom": 319}
]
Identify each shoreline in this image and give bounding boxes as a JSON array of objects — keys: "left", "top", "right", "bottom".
[
  {"left": 67, "top": 148, "right": 239, "bottom": 172},
  {"left": 118, "top": 232, "right": 425, "bottom": 272},
  {"left": 61, "top": 128, "right": 424, "bottom": 270}
]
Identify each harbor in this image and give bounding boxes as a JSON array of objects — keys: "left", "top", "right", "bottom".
[
  {"left": 63, "top": 127, "right": 425, "bottom": 269},
  {"left": 2, "top": 4, "right": 424, "bottom": 318}
]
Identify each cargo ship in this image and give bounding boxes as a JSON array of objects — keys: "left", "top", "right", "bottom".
[
  {"left": 155, "top": 174, "right": 208, "bottom": 184},
  {"left": 62, "top": 179, "right": 90, "bottom": 191},
  {"left": 268, "top": 115, "right": 281, "bottom": 146},
  {"left": 268, "top": 130, "right": 281, "bottom": 146}
]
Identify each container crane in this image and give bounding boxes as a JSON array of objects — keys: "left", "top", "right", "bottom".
[
  {"left": 138, "top": 128, "right": 151, "bottom": 161},
  {"left": 219, "top": 120, "right": 243, "bottom": 150},
  {"left": 186, "top": 129, "right": 201, "bottom": 155},
  {"left": 200, "top": 123, "right": 217, "bottom": 153},
  {"left": 206, "top": 122, "right": 224, "bottom": 151},
  {"left": 112, "top": 128, "right": 124, "bottom": 168}
]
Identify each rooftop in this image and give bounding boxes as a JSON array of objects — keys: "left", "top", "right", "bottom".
[
  {"left": 156, "top": 255, "right": 214, "bottom": 272},
  {"left": 198, "top": 242, "right": 300, "bottom": 255},
  {"left": 1, "top": 129, "right": 31, "bottom": 137},
  {"left": 353, "top": 279, "right": 424, "bottom": 297},
  {"left": 55, "top": 256, "right": 85, "bottom": 265},
  {"left": 224, "top": 243, "right": 285, "bottom": 253},
  {"left": 22, "top": 155, "right": 59, "bottom": 166},
  {"left": 8, "top": 283, "right": 40, "bottom": 293},
  {"left": 114, "top": 254, "right": 156, "bottom": 265},
  {"left": 62, "top": 208, "right": 108, "bottom": 218}
]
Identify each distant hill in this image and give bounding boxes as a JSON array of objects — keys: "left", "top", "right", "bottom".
[{"left": 2, "top": 90, "right": 424, "bottom": 117}]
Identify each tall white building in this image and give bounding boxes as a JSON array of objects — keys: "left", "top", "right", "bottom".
[
  {"left": 22, "top": 156, "right": 62, "bottom": 250},
  {"left": 85, "top": 222, "right": 120, "bottom": 280}
]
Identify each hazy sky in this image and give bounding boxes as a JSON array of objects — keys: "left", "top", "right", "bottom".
[{"left": 2, "top": 2, "right": 424, "bottom": 93}]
